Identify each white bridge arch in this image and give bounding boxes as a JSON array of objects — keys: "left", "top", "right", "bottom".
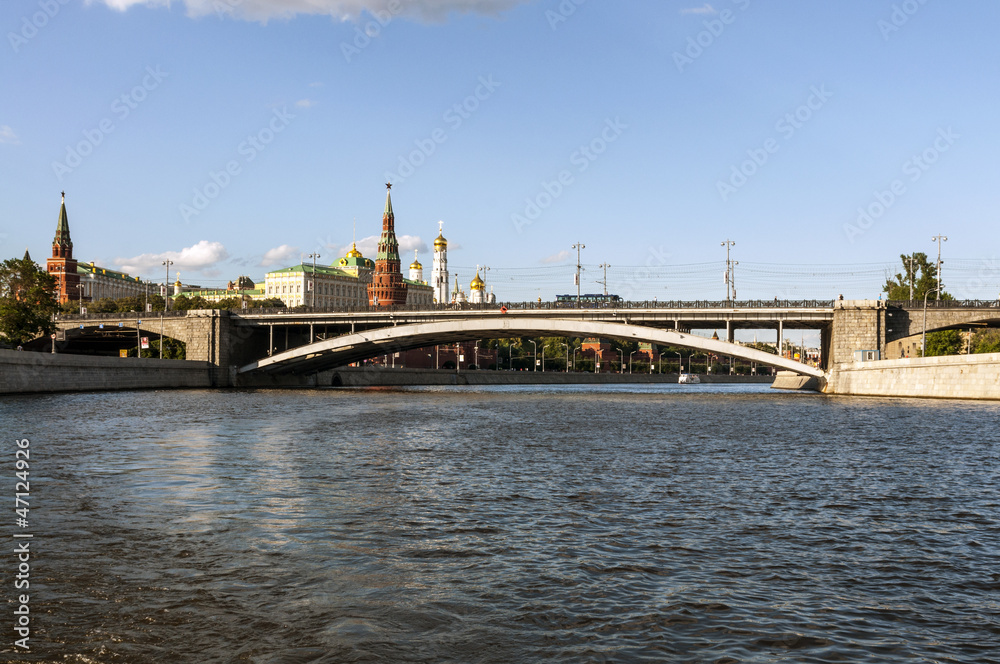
[{"left": 239, "top": 318, "right": 825, "bottom": 378}]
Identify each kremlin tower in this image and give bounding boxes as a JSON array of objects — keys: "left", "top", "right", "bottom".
[
  {"left": 431, "top": 221, "right": 448, "bottom": 304},
  {"left": 367, "top": 183, "right": 408, "bottom": 307},
  {"left": 46, "top": 192, "right": 79, "bottom": 304}
]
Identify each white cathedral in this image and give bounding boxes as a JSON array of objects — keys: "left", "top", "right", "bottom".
[{"left": 429, "top": 221, "right": 493, "bottom": 305}]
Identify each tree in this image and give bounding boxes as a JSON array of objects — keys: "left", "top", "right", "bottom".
[
  {"left": 972, "top": 329, "right": 1000, "bottom": 354},
  {"left": 171, "top": 295, "right": 192, "bottom": 311},
  {"left": 924, "top": 329, "right": 962, "bottom": 357},
  {"left": 0, "top": 256, "right": 59, "bottom": 346},
  {"left": 115, "top": 296, "right": 144, "bottom": 313},
  {"left": 215, "top": 297, "right": 241, "bottom": 310},
  {"left": 883, "top": 252, "right": 951, "bottom": 301},
  {"left": 744, "top": 341, "right": 778, "bottom": 355}
]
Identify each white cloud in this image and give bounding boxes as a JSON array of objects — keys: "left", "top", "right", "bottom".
[
  {"left": 90, "top": 0, "right": 529, "bottom": 22},
  {"left": 295, "top": 98, "right": 316, "bottom": 108},
  {"left": 680, "top": 3, "right": 717, "bottom": 15},
  {"left": 0, "top": 126, "right": 20, "bottom": 145},
  {"left": 334, "top": 234, "right": 426, "bottom": 259},
  {"left": 540, "top": 250, "right": 571, "bottom": 264},
  {"left": 309, "top": 81, "right": 325, "bottom": 87},
  {"left": 260, "top": 244, "right": 300, "bottom": 267},
  {"left": 116, "top": 240, "right": 230, "bottom": 276}
]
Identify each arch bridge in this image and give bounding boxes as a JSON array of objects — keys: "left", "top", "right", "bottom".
[{"left": 238, "top": 317, "right": 826, "bottom": 378}]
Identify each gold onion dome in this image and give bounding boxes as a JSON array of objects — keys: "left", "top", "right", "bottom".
[
  {"left": 434, "top": 231, "right": 447, "bottom": 250},
  {"left": 410, "top": 257, "right": 422, "bottom": 270},
  {"left": 470, "top": 271, "right": 485, "bottom": 291},
  {"left": 345, "top": 242, "right": 363, "bottom": 259}
]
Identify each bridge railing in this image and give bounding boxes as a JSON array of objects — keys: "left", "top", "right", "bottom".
[
  {"left": 54, "top": 299, "right": 840, "bottom": 320},
  {"left": 887, "top": 299, "right": 1000, "bottom": 309}
]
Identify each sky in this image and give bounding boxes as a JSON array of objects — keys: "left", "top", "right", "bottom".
[{"left": 2, "top": 0, "right": 999, "bottom": 301}]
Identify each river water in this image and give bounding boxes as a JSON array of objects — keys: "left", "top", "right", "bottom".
[{"left": 2, "top": 384, "right": 999, "bottom": 663}]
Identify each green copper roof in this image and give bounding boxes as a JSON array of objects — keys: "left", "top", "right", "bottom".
[
  {"left": 78, "top": 263, "right": 143, "bottom": 282},
  {"left": 337, "top": 256, "right": 374, "bottom": 269},
  {"left": 267, "top": 264, "right": 356, "bottom": 278}
]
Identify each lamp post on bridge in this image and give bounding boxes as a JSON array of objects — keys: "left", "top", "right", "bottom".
[
  {"left": 162, "top": 260, "right": 173, "bottom": 311},
  {"left": 307, "top": 253, "right": 321, "bottom": 309},
  {"left": 721, "top": 239, "right": 735, "bottom": 303},
  {"left": 572, "top": 242, "right": 585, "bottom": 307},
  {"left": 922, "top": 286, "right": 940, "bottom": 357},
  {"left": 932, "top": 235, "right": 947, "bottom": 301}
]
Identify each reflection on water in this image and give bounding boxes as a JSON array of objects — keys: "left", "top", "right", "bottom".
[{"left": 2, "top": 385, "right": 999, "bottom": 663}]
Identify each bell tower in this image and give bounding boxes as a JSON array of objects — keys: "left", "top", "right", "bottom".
[{"left": 367, "top": 183, "right": 408, "bottom": 306}]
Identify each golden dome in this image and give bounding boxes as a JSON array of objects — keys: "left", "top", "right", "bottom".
[
  {"left": 470, "top": 271, "right": 484, "bottom": 291},
  {"left": 410, "top": 258, "right": 423, "bottom": 270},
  {"left": 434, "top": 231, "right": 447, "bottom": 250},
  {"left": 345, "top": 242, "right": 363, "bottom": 259}
]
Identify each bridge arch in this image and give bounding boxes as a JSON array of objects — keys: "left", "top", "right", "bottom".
[{"left": 239, "top": 318, "right": 825, "bottom": 378}]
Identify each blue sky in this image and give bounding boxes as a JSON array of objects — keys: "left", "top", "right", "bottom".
[{"left": 2, "top": 0, "right": 999, "bottom": 300}]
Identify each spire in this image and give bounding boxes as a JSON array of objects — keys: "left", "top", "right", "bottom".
[
  {"left": 384, "top": 182, "right": 393, "bottom": 220},
  {"left": 54, "top": 191, "right": 71, "bottom": 246},
  {"left": 23, "top": 247, "right": 31, "bottom": 263}
]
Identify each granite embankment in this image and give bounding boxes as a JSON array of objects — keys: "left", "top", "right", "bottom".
[
  {"left": 0, "top": 350, "right": 211, "bottom": 394},
  {"left": 823, "top": 353, "right": 1000, "bottom": 400}
]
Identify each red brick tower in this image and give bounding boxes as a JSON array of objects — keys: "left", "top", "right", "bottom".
[
  {"left": 46, "top": 192, "right": 79, "bottom": 304},
  {"left": 367, "top": 183, "right": 408, "bottom": 306}
]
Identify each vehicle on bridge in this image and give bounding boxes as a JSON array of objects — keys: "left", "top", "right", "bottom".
[{"left": 555, "top": 293, "right": 621, "bottom": 305}]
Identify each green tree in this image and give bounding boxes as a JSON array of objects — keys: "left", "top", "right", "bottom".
[
  {"left": 215, "top": 297, "right": 241, "bottom": 310},
  {"left": 252, "top": 297, "right": 285, "bottom": 309},
  {"left": 744, "top": 341, "right": 778, "bottom": 355},
  {"left": 883, "top": 252, "right": 951, "bottom": 301},
  {"left": 0, "top": 256, "right": 59, "bottom": 346},
  {"left": 90, "top": 297, "right": 119, "bottom": 313},
  {"left": 924, "top": 329, "right": 963, "bottom": 357},
  {"left": 971, "top": 329, "right": 1000, "bottom": 354},
  {"left": 115, "top": 296, "right": 144, "bottom": 313},
  {"left": 171, "top": 295, "right": 192, "bottom": 311}
]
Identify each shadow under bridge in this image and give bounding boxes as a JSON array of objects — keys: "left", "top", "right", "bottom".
[{"left": 238, "top": 318, "right": 825, "bottom": 378}]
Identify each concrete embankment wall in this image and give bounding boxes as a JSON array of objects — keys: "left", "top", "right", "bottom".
[
  {"left": 0, "top": 350, "right": 211, "bottom": 395},
  {"left": 824, "top": 353, "right": 1000, "bottom": 400}
]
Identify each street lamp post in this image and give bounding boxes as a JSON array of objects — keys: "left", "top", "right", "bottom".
[
  {"left": 922, "top": 286, "right": 940, "bottom": 356},
  {"left": 541, "top": 347, "right": 545, "bottom": 372},
  {"left": 573, "top": 347, "right": 580, "bottom": 372},
  {"left": 307, "top": 253, "right": 321, "bottom": 309},
  {"left": 559, "top": 342, "right": 568, "bottom": 372},
  {"left": 721, "top": 239, "right": 736, "bottom": 302},
  {"left": 616, "top": 347, "right": 625, "bottom": 374},
  {"left": 572, "top": 242, "right": 585, "bottom": 307},
  {"left": 598, "top": 262, "right": 610, "bottom": 296},
  {"left": 676, "top": 352, "right": 683, "bottom": 374},
  {"left": 932, "top": 235, "right": 947, "bottom": 300},
  {"left": 162, "top": 260, "right": 173, "bottom": 311},
  {"left": 629, "top": 350, "right": 636, "bottom": 374},
  {"left": 529, "top": 339, "right": 537, "bottom": 371}
]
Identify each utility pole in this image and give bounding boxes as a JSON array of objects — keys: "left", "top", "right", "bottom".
[
  {"left": 931, "top": 235, "right": 947, "bottom": 301},
  {"left": 597, "top": 262, "right": 610, "bottom": 296},
  {"left": 162, "top": 260, "right": 173, "bottom": 311},
  {"left": 721, "top": 239, "right": 735, "bottom": 302},
  {"left": 307, "top": 253, "right": 321, "bottom": 308},
  {"left": 572, "top": 242, "right": 585, "bottom": 307}
]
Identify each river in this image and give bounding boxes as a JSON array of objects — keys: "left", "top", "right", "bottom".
[{"left": 2, "top": 384, "right": 999, "bottom": 663}]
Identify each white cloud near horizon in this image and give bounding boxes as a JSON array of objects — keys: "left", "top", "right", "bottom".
[
  {"left": 116, "top": 240, "right": 229, "bottom": 276},
  {"left": 540, "top": 249, "right": 571, "bottom": 264},
  {"left": 295, "top": 98, "right": 316, "bottom": 108},
  {"left": 680, "top": 3, "right": 717, "bottom": 15},
  {"left": 260, "top": 244, "right": 300, "bottom": 267},
  {"left": 89, "top": 0, "right": 530, "bottom": 22},
  {"left": 335, "top": 234, "right": 427, "bottom": 258},
  {"left": 0, "top": 126, "right": 20, "bottom": 145}
]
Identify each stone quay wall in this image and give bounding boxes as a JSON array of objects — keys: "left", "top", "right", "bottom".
[
  {"left": 0, "top": 350, "right": 211, "bottom": 395},
  {"left": 824, "top": 353, "right": 1000, "bottom": 400}
]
